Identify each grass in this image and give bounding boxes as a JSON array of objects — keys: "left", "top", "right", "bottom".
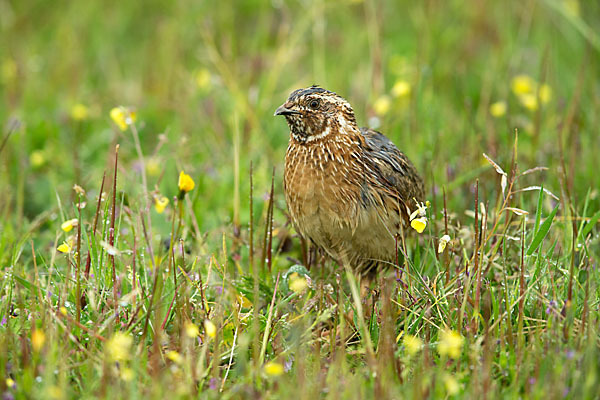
[{"left": 1, "top": 0, "right": 600, "bottom": 398}]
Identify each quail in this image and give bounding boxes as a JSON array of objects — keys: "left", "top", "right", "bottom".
[{"left": 275, "top": 86, "right": 425, "bottom": 279}]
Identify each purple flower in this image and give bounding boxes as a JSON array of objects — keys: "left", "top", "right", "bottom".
[
  {"left": 3, "top": 392, "right": 16, "bottom": 400},
  {"left": 284, "top": 355, "right": 294, "bottom": 372},
  {"left": 208, "top": 377, "right": 218, "bottom": 390},
  {"left": 1, "top": 316, "right": 6, "bottom": 326},
  {"left": 566, "top": 350, "right": 575, "bottom": 360},
  {"left": 546, "top": 300, "right": 556, "bottom": 315}
]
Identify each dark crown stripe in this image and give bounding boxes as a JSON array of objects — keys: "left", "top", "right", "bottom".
[{"left": 288, "top": 85, "right": 337, "bottom": 101}]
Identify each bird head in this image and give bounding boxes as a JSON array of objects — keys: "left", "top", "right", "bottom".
[{"left": 274, "top": 86, "right": 357, "bottom": 143}]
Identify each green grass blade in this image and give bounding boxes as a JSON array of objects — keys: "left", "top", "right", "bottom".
[
  {"left": 581, "top": 209, "right": 600, "bottom": 240},
  {"left": 526, "top": 204, "right": 559, "bottom": 256},
  {"left": 534, "top": 184, "right": 544, "bottom": 234}
]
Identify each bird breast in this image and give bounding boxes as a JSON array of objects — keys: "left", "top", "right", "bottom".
[
  {"left": 284, "top": 136, "right": 399, "bottom": 261},
  {"left": 286, "top": 138, "right": 359, "bottom": 221}
]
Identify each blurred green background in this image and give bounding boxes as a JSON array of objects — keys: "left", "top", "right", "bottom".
[
  {"left": 1, "top": 0, "right": 599, "bottom": 242},
  {"left": 1, "top": 1, "right": 600, "bottom": 398}
]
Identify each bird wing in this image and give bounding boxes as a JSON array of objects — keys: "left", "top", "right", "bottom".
[{"left": 360, "top": 127, "right": 425, "bottom": 210}]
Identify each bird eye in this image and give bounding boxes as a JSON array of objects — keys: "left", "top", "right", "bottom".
[{"left": 309, "top": 99, "right": 320, "bottom": 109}]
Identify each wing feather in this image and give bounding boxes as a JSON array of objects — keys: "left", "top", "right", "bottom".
[{"left": 360, "top": 127, "right": 425, "bottom": 210}]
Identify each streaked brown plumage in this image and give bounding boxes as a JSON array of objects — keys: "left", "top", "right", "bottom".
[{"left": 275, "top": 86, "right": 424, "bottom": 277}]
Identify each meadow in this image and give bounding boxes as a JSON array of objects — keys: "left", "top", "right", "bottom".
[{"left": 1, "top": 0, "right": 599, "bottom": 398}]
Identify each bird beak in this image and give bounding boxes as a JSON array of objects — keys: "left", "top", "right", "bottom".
[{"left": 274, "top": 104, "right": 299, "bottom": 116}]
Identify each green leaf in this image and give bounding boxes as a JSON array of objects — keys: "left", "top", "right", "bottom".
[
  {"left": 581, "top": 209, "right": 600, "bottom": 240},
  {"left": 576, "top": 188, "right": 593, "bottom": 245},
  {"left": 526, "top": 204, "right": 559, "bottom": 256},
  {"left": 534, "top": 184, "right": 544, "bottom": 234},
  {"left": 13, "top": 275, "right": 58, "bottom": 299},
  {"left": 13, "top": 275, "right": 35, "bottom": 291}
]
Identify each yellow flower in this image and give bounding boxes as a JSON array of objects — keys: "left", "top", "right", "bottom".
[
  {"left": 411, "top": 217, "right": 427, "bottom": 234},
  {"left": 195, "top": 68, "right": 212, "bottom": 91},
  {"left": 184, "top": 321, "right": 199, "bottom": 338},
  {"left": 120, "top": 367, "right": 134, "bottom": 382},
  {"left": 166, "top": 350, "right": 183, "bottom": 364},
  {"left": 31, "top": 328, "right": 46, "bottom": 351},
  {"left": 373, "top": 95, "right": 391, "bottom": 115},
  {"left": 403, "top": 334, "right": 423, "bottom": 356},
  {"left": 60, "top": 307, "right": 68, "bottom": 316},
  {"left": 154, "top": 196, "right": 169, "bottom": 214},
  {"left": 1, "top": 58, "right": 17, "bottom": 84},
  {"left": 110, "top": 106, "right": 136, "bottom": 131},
  {"left": 289, "top": 272, "right": 308, "bottom": 294},
  {"left": 518, "top": 93, "right": 538, "bottom": 111},
  {"left": 61, "top": 218, "right": 78, "bottom": 232},
  {"left": 236, "top": 293, "right": 253, "bottom": 308},
  {"left": 178, "top": 171, "right": 195, "bottom": 192},
  {"left": 489, "top": 101, "right": 507, "bottom": 117},
  {"left": 47, "top": 385, "right": 63, "bottom": 400},
  {"left": 204, "top": 320, "right": 216, "bottom": 339},
  {"left": 30, "top": 150, "right": 46, "bottom": 168},
  {"left": 409, "top": 201, "right": 428, "bottom": 233},
  {"left": 70, "top": 103, "right": 89, "bottom": 121},
  {"left": 438, "top": 234, "right": 451, "bottom": 253},
  {"left": 511, "top": 74, "right": 535, "bottom": 95},
  {"left": 106, "top": 332, "right": 133, "bottom": 362},
  {"left": 538, "top": 83, "right": 552, "bottom": 104},
  {"left": 444, "top": 374, "right": 460, "bottom": 395},
  {"left": 263, "top": 361, "right": 284, "bottom": 377},
  {"left": 437, "top": 329, "right": 464, "bottom": 359},
  {"left": 110, "top": 107, "right": 127, "bottom": 131},
  {"left": 57, "top": 241, "right": 72, "bottom": 254},
  {"left": 6, "top": 378, "right": 15, "bottom": 388},
  {"left": 146, "top": 157, "right": 161, "bottom": 177},
  {"left": 410, "top": 201, "right": 428, "bottom": 220},
  {"left": 391, "top": 80, "right": 411, "bottom": 98}
]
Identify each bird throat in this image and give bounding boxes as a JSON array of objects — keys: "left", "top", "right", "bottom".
[
  {"left": 290, "top": 125, "right": 332, "bottom": 144},
  {"left": 287, "top": 114, "right": 357, "bottom": 145}
]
